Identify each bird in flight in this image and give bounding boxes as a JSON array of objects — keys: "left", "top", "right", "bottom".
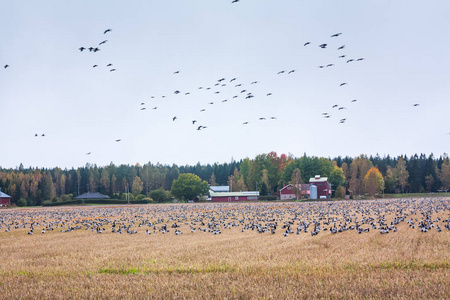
[
  {"left": 319, "top": 44, "right": 327, "bottom": 48},
  {"left": 232, "top": 0, "right": 239, "bottom": 3},
  {"left": 230, "top": 78, "right": 237, "bottom": 82},
  {"left": 338, "top": 107, "right": 347, "bottom": 110},
  {"left": 141, "top": 103, "right": 145, "bottom": 105},
  {"left": 243, "top": 122, "right": 249, "bottom": 125},
  {"left": 324, "top": 115, "right": 331, "bottom": 118},
  {"left": 338, "top": 45, "right": 345, "bottom": 50},
  {"left": 192, "top": 120, "right": 197, "bottom": 124},
  {"left": 78, "top": 47, "right": 85, "bottom": 52},
  {"left": 115, "top": 139, "right": 121, "bottom": 142},
  {"left": 332, "top": 105, "right": 338, "bottom": 108},
  {"left": 34, "top": 134, "right": 38, "bottom": 137},
  {"left": 99, "top": 40, "right": 107, "bottom": 45},
  {"left": 209, "top": 102, "right": 214, "bottom": 105},
  {"left": 338, "top": 55, "right": 346, "bottom": 58},
  {"left": 41, "top": 134, "right": 45, "bottom": 137},
  {"left": 277, "top": 70, "right": 286, "bottom": 74},
  {"left": 251, "top": 81, "right": 259, "bottom": 84},
  {"left": 322, "top": 113, "right": 328, "bottom": 115},
  {"left": 340, "top": 83, "right": 348, "bottom": 86},
  {"left": 304, "top": 42, "right": 311, "bottom": 46},
  {"left": 267, "top": 93, "right": 272, "bottom": 96},
  {"left": 413, "top": 104, "right": 420, "bottom": 107},
  {"left": 351, "top": 99, "right": 357, "bottom": 103},
  {"left": 141, "top": 108, "right": 146, "bottom": 110},
  {"left": 259, "top": 118, "right": 266, "bottom": 120},
  {"left": 222, "top": 99, "right": 228, "bottom": 103},
  {"left": 346, "top": 59, "right": 354, "bottom": 63},
  {"left": 331, "top": 33, "right": 342, "bottom": 37},
  {"left": 233, "top": 95, "right": 238, "bottom": 98},
  {"left": 93, "top": 48, "right": 100, "bottom": 52},
  {"left": 107, "top": 63, "right": 113, "bottom": 67},
  {"left": 174, "top": 71, "right": 180, "bottom": 74},
  {"left": 288, "top": 70, "right": 296, "bottom": 74},
  {"left": 357, "top": 58, "right": 365, "bottom": 61},
  {"left": 104, "top": 29, "right": 112, "bottom": 34},
  {"left": 86, "top": 152, "right": 91, "bottom": 155},
  {"left": 174, "top": 90, "right": 180, "bottom": 94},
  {"left": 110, "top": 69, "right": 116, "bottom": 72},
  {"left": 200, "top": 109, "right": 206, "bottom": 112},
  {"left": 326, "top": 64, "right": 334, "bottom": 67},
  {"left": 93, "top": 65, "right": 98, "bottom": 68},
  {"left": 270, "top": 117, "right": 277, "bottom": 120},
  {"left": 340, "top": 119, "right": 346, "bottom": 123},
  {"left": 173, "top": 116, "right": 177, "bottom": 121},
  {"left": 197, "top": 126, "right": 203, "bottom": 130},
  {"left": 152, "top": 107, "right": 157, "bottom": 110}
]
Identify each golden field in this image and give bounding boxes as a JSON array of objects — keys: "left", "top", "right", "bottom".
[{"left": 0, "top": 198, "right": 449, "bottom": 299}]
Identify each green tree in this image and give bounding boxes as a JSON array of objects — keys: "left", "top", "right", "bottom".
[
  {"left": 131, "top": 176, "right": 143, "bottom": 196},
  {"left": 328, "top": 166, "right": 345, "bottom": 190},
  {"left": 394, "top": 156, "right": 409, "bottom": 193},
  {"left": 149, "top": 189, "right": 171, "bottom": 203},
  {"left": 171, "top": 173, "right": 209, "bottom": 201},
  {"left": 384, "top": 167, "right": 396, "bottom": 193},
  {"left": 334, "top": 186, "right": 346, "bottom": 199}
]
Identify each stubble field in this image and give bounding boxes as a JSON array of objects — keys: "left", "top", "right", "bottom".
[{"left": 0, "top": 198, "right": 449, "bottom": 299}]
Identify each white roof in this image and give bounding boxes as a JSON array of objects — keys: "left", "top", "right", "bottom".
[
  {"left": 209, "top": 186, "right": 230, "bottom": 192},
  {"left": 0, "top": 191, "right": 11, "bottom": 198},
  {"left": 309, "top": 177, "right": 328, "bottom": 183}
]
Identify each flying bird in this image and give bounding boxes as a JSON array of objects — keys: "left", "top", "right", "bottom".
[
  {"left": 174, "top": 71, "right": 180, "bottom": 74},
  {"left": 78, "top": 47, "right": 85, "bottom": 52},
  {"left": 174, "top": 90, "right": 180, "bottom": 94},
  {"left": 338, "top": 45, "right": 345, "bottom": 50},
  {"left": 230, "top": 78, "right": 237, "bottom": 82},
  {"left": 331, "top": 33, "right": 342, "bottom": 37},
  {"left": 110, "top": 69, "right": 116, "bottom": 72},
  {"left": 200, "top": 109, "right": 206, "bottom": 112},
  {"left": 304, "top": 42, "right": 311, "bottom": 46},
  {"left": 173, "top": 116, "right": 177, "bottom": 121},
  {"left": 322, "top": 113, "right": 328, "bottom": 115},
  {"left": 104, "top": 29, "right": 112, "bottom": 34},
  {"left": 346, "top": 59, "right": 354, "bottom": 63},
  {"left": 93, "top": 48, "right": 100, "bottom": 52},
  {"left": 222, "top": 99, "right": 228, "bottom": 103},
  {"left": 319, "top": 44, "right": 327, "bottom": 48},
  {"left": 107, "top": 63, "right": 113, "bottom": 67},
  {"left": 88, "top": 47, "right": 94, "bottom": 52},
  {"left": 197, "top": 126, "right": 203, "bottom": 130},
  {"left": 141, "top": 103, "right": 145, "bottom": 105},
  {"left": 93, "top": 65, "right": 98, "bottom": 68},
  {"left": 41, "top": 134, "right": 45, "bottom": 137},
  {"left": 251, "top": 81, "right": 259, "bottom": 84},
  {"left": 99, "top": 40, "right": 107, "bottom": 45},
  {"left": 340, "top": 83, "right": 348, "bottom": 86},
  {"left": 357, "top": 58, "right": 365, "bottom": 61},
  {"left": 338, "top": 55, "right": 346, "bottom": 58},
  {"left": 324, "top": 115, "right": 331, "bottom": 118},
  {"left": 326, "top": 64, "right": 334, "bottom": 67},
  {"left": 413, "top": 104, "right": 420, "bottom": 107},
  {"left": 86, "top": 152, "right": 91, "bottom": 155},
  {"left": 4, "top": 64, "right": 9, "bottom": 69},
  {"left": 185, "top": 92, "right": 190, "bottom": 95},
  {"left": 192, "top": 120, "right": 197, "bottom": 124},
  {"left": 338, "top": 107, "right": 347, "bottom": 110},
  {"left": 115, "top": 139, "right": 121, "bottom": 142},
  {"left": 288, "top": 70, "right": 296, "bottom": 74},
  {"left": 351, "top": 99, "right": 357, "bottom": 102},
  {"left": 243, "top": 122, "right": 249, "bottom": 125},
  {"left": 152, "top": 107, "right": 157, "bottom": 109},
  {"left": 270, "top": 117, "right": 277, "bottom": 120},
  {"left": 141, "top": 108, "right": 146, "bottom": 110},
  {"left": 267, "top": 93, "right": 272, "bottom": 96},
  {"left": 259, "top": 118, "right": 266, "bottom": 120},
  {"left": 340, "top": 119, "right": 346, "bottom": 123},
  {"left": 232, "top": 0, "right": 239, "bottom": 3},
  {"left": 233, "top": 95, "right": 238, "bottom": 98},
  {"left": 277, "top": 70, "right": 286, "bottom": 74},
  {"left": 34, "top": 134, "right": 38, "bottom": 137},
  {"left": 332, "top": 105, "right": 338, "bottom": 108}
]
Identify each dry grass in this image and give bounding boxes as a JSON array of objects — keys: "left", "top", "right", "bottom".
[{"left": 0, "top": 199, "right": 449, "bottom": 299}]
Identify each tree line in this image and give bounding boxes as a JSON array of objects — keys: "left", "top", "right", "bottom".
[{"left": 0, "top": 152, "right": 449, "bottom": 205}]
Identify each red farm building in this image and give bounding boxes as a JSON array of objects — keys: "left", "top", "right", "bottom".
[
  {"left": 279, "top": 184, "right": 310, "bottom": 200},
  {"left": 210, "top": 191, "right": 259, "bottom": 202},
  {"left": 309, "top": 175, "right": 331, "bottom": 199},
  {"left": 0, "top": 189, "right": 11, "bottom": 206}
]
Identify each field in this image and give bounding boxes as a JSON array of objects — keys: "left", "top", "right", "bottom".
[{"left": 1, "top": 198, "right": 449, "bottom": 299}]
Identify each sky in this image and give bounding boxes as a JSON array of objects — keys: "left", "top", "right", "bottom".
[{"left": 1, "top": 0, "right": 449, "bottom": 169}]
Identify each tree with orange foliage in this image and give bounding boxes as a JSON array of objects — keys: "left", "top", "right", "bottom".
[{"left": 363, "top": 167, "right": 384, "bottom": 197}]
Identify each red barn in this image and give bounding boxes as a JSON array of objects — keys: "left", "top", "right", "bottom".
[
  {"left": 0, "top": 190, "right": 11, "bottom": 206},
  {"left": 279, "top": 184, "right": 310, "bottom": 200},
  {"left": 210, "top": 192, "right": 259, "bottom": 202},
  {"left": 309, "top": 175, "right": 331, "bottom": 199}
]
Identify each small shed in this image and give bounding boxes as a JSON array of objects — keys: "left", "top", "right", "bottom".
[
  {"left": 210, "top": 191, "right": 259, "bottom": 202},
  {"left": 0, "top": 189, "right": 12, "bottom": 206},
  {"left": 74, "top": 192, "right": 110, "bottom": 200},
  {"left": 309, "top": 175, "right": 331, "bottom": 199}
]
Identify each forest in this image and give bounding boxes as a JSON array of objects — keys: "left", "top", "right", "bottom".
[{"left": 0, "top": 152, "right": 449, "bottom": 205}]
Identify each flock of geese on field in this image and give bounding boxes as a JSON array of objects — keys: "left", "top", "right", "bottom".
[{"left": 1, "top": 198, "right": 448, "bottom": 237}]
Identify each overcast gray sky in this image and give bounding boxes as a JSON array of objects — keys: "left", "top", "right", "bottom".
[{"left": 1, "top": 0, "right": 449, "bottom": 169}]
